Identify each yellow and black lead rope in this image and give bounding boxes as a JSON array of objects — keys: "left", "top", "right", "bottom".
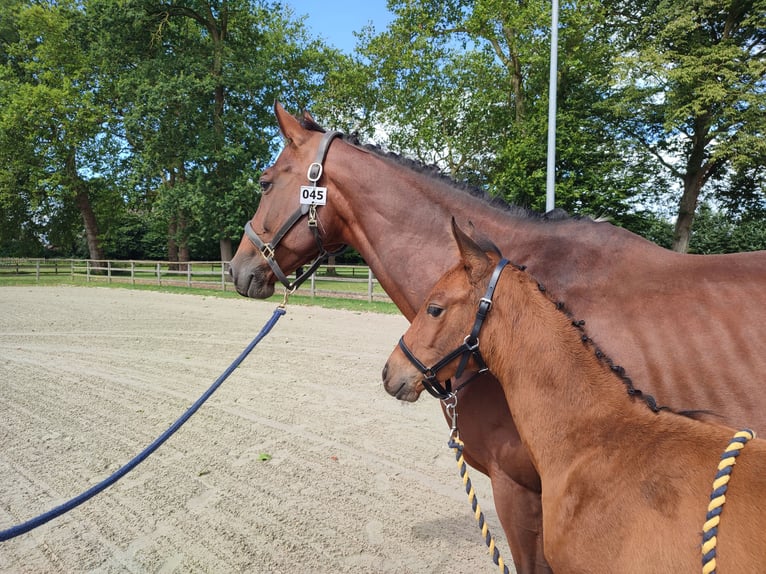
[
  {"left": 701, "top": 428, "right": 755, "bottom": 574},
  {"left": 448, "top": 432, "right": 510, "bottom": 574}
]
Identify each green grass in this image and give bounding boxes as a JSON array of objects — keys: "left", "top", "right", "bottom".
[{"left": 0, "top": 272, "right": 400, "bottom": 315}]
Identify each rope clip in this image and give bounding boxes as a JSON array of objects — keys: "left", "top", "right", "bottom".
[
  {"left": 441, "top": 392, "right": 459, "bottom": 436},
  {"left": 279, "top": 286, "right": 295, "bottom": 309}
]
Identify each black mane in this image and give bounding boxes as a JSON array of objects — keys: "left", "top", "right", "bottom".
[
  {"left": 299, "top": 116, "right": 576, "bottom": 223},
  {"left": 547, "top": 280, "right": 712, "bottom": 420}
]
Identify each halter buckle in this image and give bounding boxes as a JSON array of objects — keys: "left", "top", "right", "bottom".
[
  {"left": 260, "top": 243, "right": 276, "bottom": 260},
  {"left": 308, "top": 204, "right": 318, "bottom": 227}
]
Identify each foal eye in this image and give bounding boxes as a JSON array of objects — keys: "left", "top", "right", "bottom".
[{"left": 426, "top": 305, "right": 444, "bottom": 317}]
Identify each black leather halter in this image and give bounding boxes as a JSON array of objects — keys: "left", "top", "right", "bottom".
[
  {"left": 398, "top": 258, "right": 510, "bottom": 399},
  {"left": 244, "top": 130, "right": 347, "bottom": 291}
]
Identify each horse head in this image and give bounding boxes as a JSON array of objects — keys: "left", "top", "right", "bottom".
[
  {"left": 383, "top": 219, "right": 503, "bottom": 402},
  {"left": 229, "top": 102, "right": 346, "bottom": 298}
]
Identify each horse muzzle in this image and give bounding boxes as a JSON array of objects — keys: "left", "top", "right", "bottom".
[
  {"left": 229, "top": 257, "right": 276, "bottom": 299},
  {"left": 381, "top": 361, "right": 422, "bottom": 402}
]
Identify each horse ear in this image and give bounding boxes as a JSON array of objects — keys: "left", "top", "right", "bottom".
[
  {"left": 451, "top": 218, "right": 491, "bottom": 283},
  {"left": 274, "top": 101, "right": 309, "bottom": 144}
]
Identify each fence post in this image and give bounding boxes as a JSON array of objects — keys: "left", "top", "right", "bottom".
[
  {"left": 221, "top": 262, "right": 227, "bottom": 291},
  {"left": 87, "top": 260, "right": 91, "bottom": 282},
  {"left": 187, "top": 263, "right": 192, "bottom": 287},
  {"left": 131, "top": 261, "right": 135, "bottom": 286},
  {"left": 368, "top": 267, "right": 374, "bottom": 302},
  {"left": 107, "top": 260, "right": 112, "bottom": 283},
  {"left": 36, "top": 260, "right": 40, "bottom": 283},
  {"left": 156, "top": 263, "right": 161, "bottom": 286}
]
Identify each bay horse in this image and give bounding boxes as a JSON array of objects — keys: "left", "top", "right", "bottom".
[
  {"left": 229, "top": 102, "right": 766, "bottom": 573},
  {"left": 383, "top": 220, "right": 766, "bottom": 573}
]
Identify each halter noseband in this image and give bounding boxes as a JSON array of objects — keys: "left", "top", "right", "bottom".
[
  {"left": 398, "top": 258, "right": 510, "bottom": 399},
  {"left": 244, "top": 130, "right": 347, "bottom": 291}
]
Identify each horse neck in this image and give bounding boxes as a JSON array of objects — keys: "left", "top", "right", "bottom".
[
  {"left": 327, "top": 144, "right": 524, "bottom": 320},
  {"left": 482, "top": 272, "right": 671, "bottom": 478}
]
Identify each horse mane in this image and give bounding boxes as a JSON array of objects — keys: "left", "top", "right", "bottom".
[
  {"left": 539, "top": 278, "right": 713, "bottom": 420},
  {"left": 301, "top": 114, "right": 705, "bottom": 419},
  {"left": 298, "top": 116, "right": 589, "bottom": 223},
  {"left": 487, "top": 256, "right": 708, "bottom": 419}
]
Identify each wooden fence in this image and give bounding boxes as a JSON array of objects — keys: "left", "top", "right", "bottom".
[{"left": 0, "top": 258, "right": 391, "bottom": 303}]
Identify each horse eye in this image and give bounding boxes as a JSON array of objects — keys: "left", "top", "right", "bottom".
[
  {"left": 426, "top": 305, "right": 444, "bottom": 317},
  {"left": 259, "top": 179, "right": 273, "bottom": 194}
]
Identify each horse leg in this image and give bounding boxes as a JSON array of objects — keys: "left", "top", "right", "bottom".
[
  {"left": 448, "top": 376, "right": 551, "bottom": 574},
  {"left": 489, "top": 471, "right": 552, "bottom": 574}
]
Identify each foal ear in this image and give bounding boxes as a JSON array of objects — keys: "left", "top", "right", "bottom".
[
  {"left": 274, "top": 101, "right": 309, "bottom": 145},
  {"left": 451, "top": 218, "right": 491, "bottom": 283}
]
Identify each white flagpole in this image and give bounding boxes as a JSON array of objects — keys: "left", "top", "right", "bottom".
[{"left": 546, "top": 0, "right": 559, "bottom": 212}]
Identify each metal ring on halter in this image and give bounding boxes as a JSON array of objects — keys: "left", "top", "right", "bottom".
[
  {"left": 307, "top": 162, "right": 323, "bottom": 182},
  {"left": 463, "top": 335, "right": 479, "bottom": 351}
]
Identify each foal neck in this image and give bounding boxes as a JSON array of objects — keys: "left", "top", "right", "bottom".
[{"left": 482, "top": 268, "right": 676, "bottom": 475}]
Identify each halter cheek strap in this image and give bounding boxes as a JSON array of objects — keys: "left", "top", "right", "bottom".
[
  {"left": 244, "top": 130, "right": 346, "bottom": 292},
  {"left": 399, "top": 258, "right": 510, "bottom": 399}
]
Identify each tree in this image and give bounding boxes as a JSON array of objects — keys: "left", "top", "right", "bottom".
[
  {"left": 1, "top": 0, "right": 349, "bottom": 260},
  {"left": 90, "top": 0, "right": 346, "bottom": 262},
  {"left": 605, "top": 0, "right": 766, "bottom": 251},
  {"left": 0, "top": 0, "right": 117, "bottom": 260},
  {"left": 351, "top": 0, "right": 643, "bottom": 219}
]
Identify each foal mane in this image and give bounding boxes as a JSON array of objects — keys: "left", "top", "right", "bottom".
[
  {"left": 528, "top": 269, "right": 710, "bottom": 419},
  {"left": 298, "top": 116, "right": 580, "bottom": 223}
]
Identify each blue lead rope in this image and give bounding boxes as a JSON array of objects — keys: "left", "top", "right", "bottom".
[{"left": 1, "top": 306, "right": 286, "bottom": 542}]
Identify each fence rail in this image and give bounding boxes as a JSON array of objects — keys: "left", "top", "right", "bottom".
[{"left": 0, "top": 258, "right": 391, "bottom": 303}]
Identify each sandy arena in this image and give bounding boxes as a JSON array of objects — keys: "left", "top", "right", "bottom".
[{"left": 0, "top": 286, "right": 511, "bottom": 573}]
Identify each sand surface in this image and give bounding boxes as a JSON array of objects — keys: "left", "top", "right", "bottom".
[{"left": 0, "top": 286, "right": 511, "bottom": 573}]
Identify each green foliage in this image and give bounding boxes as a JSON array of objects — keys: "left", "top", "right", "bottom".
[
  {"left": 351, "top": 0, "right": 649, "bottom": 221},
  {"left": 0, "top": 0, "right": 346, "bottom": 260},
  {"left": 689, "top": 204, "right": 766, "bottom": 254},
  {"left": 603, "top": 0, "right": 766, "bottom": 250},
  {"left": 1, "top": 0, "right": 763, "bottom": 258}
]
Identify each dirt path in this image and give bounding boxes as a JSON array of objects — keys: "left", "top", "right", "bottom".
[{"left": 0, "top": 286, "right": 512, "bottom": 573}]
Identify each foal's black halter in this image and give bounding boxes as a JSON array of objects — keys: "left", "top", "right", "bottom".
[
  {"left": 244, "top": 130, "right": 347, "bottom": 291},
  {"left": 398, "top": 258, "right": 510, "bottom": 399}
]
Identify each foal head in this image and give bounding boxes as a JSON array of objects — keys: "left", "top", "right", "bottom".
[{"left": 382, "top": 219, "right": 503, "bottom": 402}]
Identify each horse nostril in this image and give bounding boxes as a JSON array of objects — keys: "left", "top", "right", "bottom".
[{"left": 381, "top": 363, "right": 389, "bottom": 381}]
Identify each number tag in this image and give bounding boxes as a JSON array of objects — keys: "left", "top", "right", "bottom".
[{"left": 299, "top": 186, "right": 327, "bottom": 205}]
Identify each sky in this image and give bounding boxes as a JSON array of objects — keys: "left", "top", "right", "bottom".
[{"left": 286, "top": 0, "right": 395, "bottom": 54}]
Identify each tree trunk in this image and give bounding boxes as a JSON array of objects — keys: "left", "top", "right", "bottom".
[
  {"left": 66, "top": 148, "right": 104, "bottom": 261},
  {"left": 671, "top": 115, "right": 713, "bottom": 253},
  {"left": 168, "top": 217, "right": 179, "bottom": 268},
  {"left": 177, "top": 214, "right": 190, "bottom": 263},
  {"left": 219, "top": 237, "right": 233, "bottom": 261},
  {"left": 325, "top": 254, "right": 338, "bottom": 276},
  {"left": 671, "top": 180, "right": 699, "bottom": 253},
  {"left": 74, "top": 189, "right": 105, "bottom": 261}
]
